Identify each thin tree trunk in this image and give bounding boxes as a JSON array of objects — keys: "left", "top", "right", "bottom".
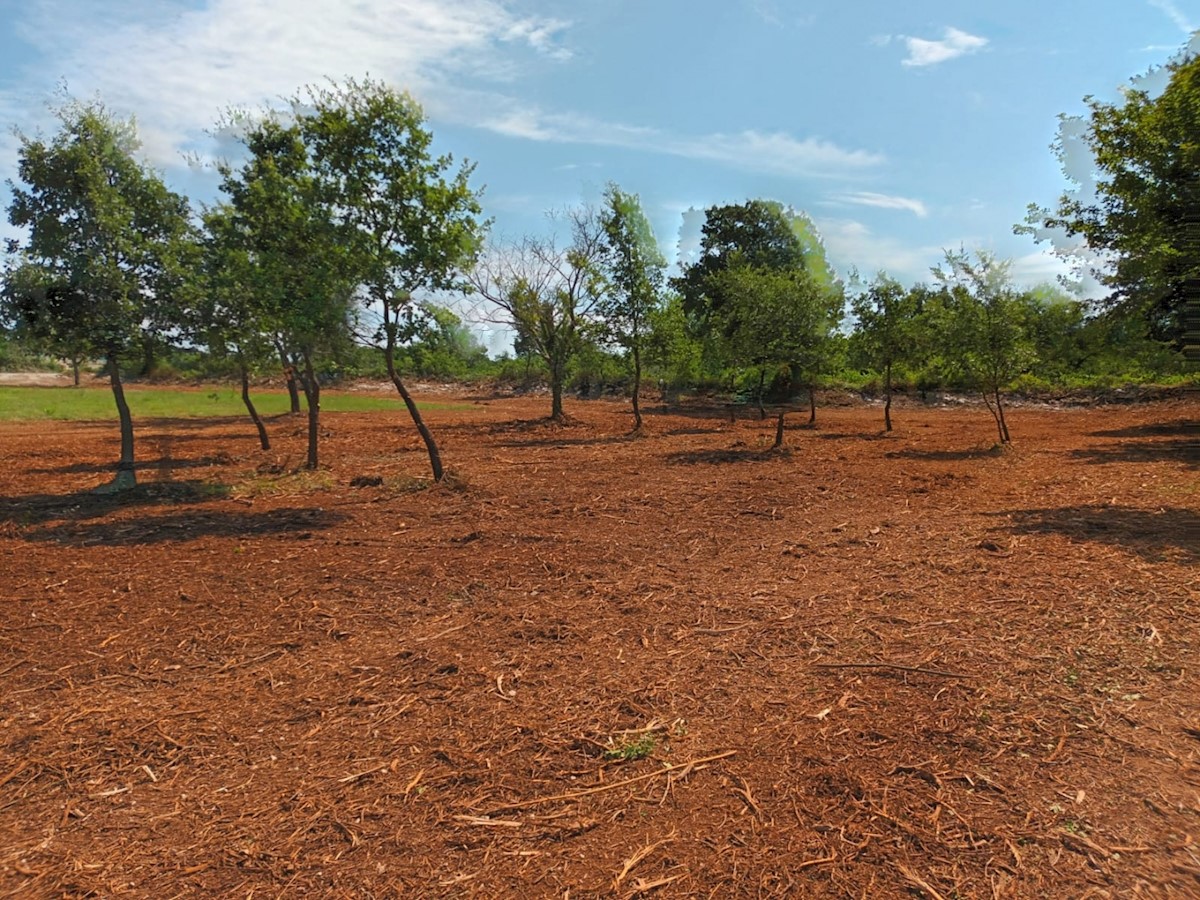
[
  {"left": 277, "top": 339, "right": 301, "bottom": 414},
  {"left": 238, "top": 349, "right": 270, "bottom": 451},
  {"left": 550, "top": 359, "right": 565, "bottom": 421},
  {"left": 107, "top": 352, "right": 137, "bottom": 491},
  {"left": 981, "top": 387, "right": 1005, "bottom": 444},
  {"left": 995, "top": 389, "right": 1011, "bottom": 443},
  {"left": 808, "top": 384, "right": 817, "bottom": 425},
  {"left": 631, "top": 345, "right": 643, "bottom": 432},
  {"left": 384, "top": 334, "right": 444, "bottom": 482},
  {"left": 884, "top": 361, "right": 893, "bottom": 432},
  {"left": 72, "top": 357, "right": 81, "bottom": 386},
  {"left": 299, "top": 349, "right": 320, "bottom": 470},
  {"left": 773, "top": 410, "right": 786, "bottom": 449},
  {"left": 756, "top": 368, "right": 766, "bottom": 420}
]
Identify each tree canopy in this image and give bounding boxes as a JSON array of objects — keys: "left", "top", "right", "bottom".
[{"left": 1021, "top": 50, "right": 1200, "bottom": 351}]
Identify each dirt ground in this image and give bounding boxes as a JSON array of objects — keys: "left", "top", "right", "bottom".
[{"left": 0, "top": 388, "right": 1197, "bottom": 899}]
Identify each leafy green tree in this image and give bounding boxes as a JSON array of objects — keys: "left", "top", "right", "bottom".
[
  {"left": 216, "top": 113, "right": 357, "bottom": 470},
  {"left": 932, "top": 251, "right": 1035, "bottom": 444},
  {"left": 197, "top": 204, "right": 276, "bottom": 450},
  {"left": 1020, "top": 47, "right": 1200, "bottom": 352},
  {"left": 598, "top": 184, "right": 666, "bottom": 430},
  {"left": 297, "top": 79, "right": 486, "bottom": 481},
  {"left": 645, "top": 293, "right": 703, "bottom": 399},
  {"left": 850, "top": 274, "right": 922, "bottom": 431},
  {"left": 673, "top": 199, "right": 809, "bottom": 321},
  {"left": 707, "top": 264, "right": 830, "bottom": 445},
  {"left": 4, "top": 98, "right": 195, "bottom": 490},
  {"left": 469, "top": 206, "right": 606, "bottom": 421}
]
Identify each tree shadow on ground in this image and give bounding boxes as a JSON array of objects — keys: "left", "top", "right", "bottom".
[
  {"left": 496, "top": 433, "right": 634, "bottom": 449},
  {"left": 666, "top": 446, "right": 790, "bottom": 465},
  {"left": 18, "top": 505, "right": 347, "bottom": 546},
  {"left": 1089, "top": 421, "right": 1197, "bottom": 439},
  {"left": 992, "top": 504, "right": 1199, "bottom": 563},
  {"left": 1071, "top": 438, "right": 1199, "bottom": 469},
  {"left": 30, "top": 454, "right": 235, "bottom": 475},
  {"left": 886, "top": 446, "right": 1004, "bottom": 462},
  {"left": 0, "top": 481, "right": 229, "bottom": 527}
]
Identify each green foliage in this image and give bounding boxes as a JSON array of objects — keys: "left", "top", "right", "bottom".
[
  {"left": 296, "top": 78, "right": 486, "bottom": 348},
  {"left": 932, "top": 251, "right": 1035, "bottom": 441},
  {"left": 1021, "top": 47, "right": 1200, "bottom": 350},
  {"left": 4, "top": 97, "right": 196, "bottom": 363},
  {"left": 597, "top": 184, "right": 666, "bottom": 425}
]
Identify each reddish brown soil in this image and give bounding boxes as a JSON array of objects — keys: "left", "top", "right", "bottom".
[{"left": 0, "top": 390, "right": 1197, "bottom": 899}]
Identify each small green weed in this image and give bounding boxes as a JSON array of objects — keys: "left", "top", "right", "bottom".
[{"left": 604, "top": 734, "right": 657, "bottom": 761}]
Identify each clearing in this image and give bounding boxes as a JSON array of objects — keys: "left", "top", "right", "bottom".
[{"left": 0, "top": 390, "right": 1197, "bottom": 898}]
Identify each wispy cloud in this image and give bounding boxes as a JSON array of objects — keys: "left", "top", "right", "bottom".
[
  {"left": 832, "top": 191, "right": 928, "bottom": 217},
  {"left": 901, "top": 27, "right": 988, "bottom": 67},
  {"left": 456, "top": 95, "right": 884, "bottom": 177},
  {"left": 1147, "top": 0, "right": 1195, "bottom": 34},
  {"left": 1, "top": 0, "right": 574, "bottom": 167}
]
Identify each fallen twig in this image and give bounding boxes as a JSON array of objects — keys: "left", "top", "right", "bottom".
[
  {"left": 481, "top": 750, "right": 737, "bottom": 815},
  {"left": 812, "top": 662, "right": 970, "bottom": 679}
]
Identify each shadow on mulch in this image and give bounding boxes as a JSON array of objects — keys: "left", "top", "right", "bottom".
[
  {"left": 1089, "top": 421, "right": 1198, "bottom": 439},
  {"left": 666, "top": 446, "right": 790, "bottom": 465},
  {"left": 1070, "top": 439, "right": 1199, "bottom": 468},
  {"left": 19, "top": 506, "right": 347, "bottom": 546},
  {"left": 30, "top": 454, "right": 235, "bottom": 475},
  {"left": 497, "top": 433, "right": 633, "bottom": 449},
  {"left": 887, "top": 446, "right": 1004, "bottom": 462},
  {"left": 0, "top": 481, "right": 229, "bottom": 526},
  {"left": 994, "top": 504, "right": 1199, "bottom": 562}
]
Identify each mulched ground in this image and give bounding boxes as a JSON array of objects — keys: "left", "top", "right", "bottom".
[{"left": 0, "top": 387, "right": 1197, "bottom": 899}]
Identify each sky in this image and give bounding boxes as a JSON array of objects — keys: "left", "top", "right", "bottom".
[{"left": 1, "top": 0, "right": 1198, "bottom": 343}]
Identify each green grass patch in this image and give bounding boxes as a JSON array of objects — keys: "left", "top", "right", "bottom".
[{"left": 0, "top": 386, "right": 474, "bottom": 421}]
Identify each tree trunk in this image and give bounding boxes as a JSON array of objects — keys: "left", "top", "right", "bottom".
[
  {"left": 71, "top": 357, "right": 81, "bottom": 386},
  {"left": 756, "top": 368, "right": 766, "bottom": 420},
  {"left": 884, "top": 361, "right": 893, "bottom": 432},
  {"left": 773, "top": 410, "right": 786, "bottom": 449},
  {"left": 238, "top": 349, "right": 270, "bottom": 451},
  {"left": 384, "top": 336, "right": 444, "bottom": 482},
  {"left": 550, "top": 360, "right": 565, "bottom": 421},
  {"left": 808, "top": 384, "right": 817, "bottom": 425},
  {"left": 277, "top": 339, "right": 301, "bottom": 414},
  {"left": 105, "top": 352, "right": 137, "bottom": 491},
  {"left": 995, "top": 388, "right": 1011, "bottom": 443},
  {"left": 631, "top": 345, "right": 643, "bottom": 432},
  {"left": 299, "top": 349, "right": 320, "bottom": 470},
  {"left": 981, "top": 387, "right": 1006, "bottom": 444}
]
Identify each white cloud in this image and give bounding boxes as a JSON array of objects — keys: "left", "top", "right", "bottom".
[
  {"left": 901, "top": 27, "right": 988, "bottom": 67},
  {"left": 1147, "top": 0, "right": 1195, "bottom": 34},
  {"left": 1, "top": 0, "right": 574, "bottom": 167},
  {"left": 833, "top": 191, "right": 928, "bottom": 217},
  {"left": 814, "top": 218, "right": 948, "bottom": 283},
  {"left": 452, "top": 94, "right": 884, "bottom": 177}
]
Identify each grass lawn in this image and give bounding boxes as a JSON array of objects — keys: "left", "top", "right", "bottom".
[{"left": 0, "top": 385, "right": 473, "bottom": 421}]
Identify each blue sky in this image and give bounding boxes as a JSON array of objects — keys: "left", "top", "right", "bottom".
[{"left": 1, "top": 0, "right": 1197, "bottom": 311}]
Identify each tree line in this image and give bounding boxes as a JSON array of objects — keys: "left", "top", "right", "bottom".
[{"left": 2, "top": 47, "right": 1197, "bottom": 490}]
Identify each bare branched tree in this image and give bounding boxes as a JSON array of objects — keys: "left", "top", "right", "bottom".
[{"left": 468, "top": 207, "right": 607, "bottom": 421}]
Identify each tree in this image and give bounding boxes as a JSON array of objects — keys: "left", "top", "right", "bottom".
[
  {"left": 673, "top": 199, "right": 809, "bottom": 321},
  {"left": 597, "top": 184, "right": 666, "bottom": 431},
  {"left": 216, "top": 113, "right": 357, "bottom": 470},
  {"left": 707, "top": 264, "right": 830, "bottom": 446},
  {"left": 4, "top": 98, "right": 195, "bottom": 491},
  {"left": 197, "top": 204, "right": 275, "bottom": 450},
  {"left": 850, "top": 274, "right": 922, "bottom": 431},
  {"left": 932, "top": 251, "right": 1035, "bottom": 444},
  {"left": 469, "top": 207, "right": 606, "bottom": 421},
  {"left": 297, "top": 79, "right": 486, "bottom": 482},
  {"left": 1020, "top": 46, "right": 1200, "bottom": 351}
]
